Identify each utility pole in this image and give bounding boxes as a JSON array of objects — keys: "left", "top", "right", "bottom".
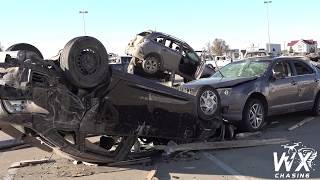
[
  {"left": 79, "top": 10, "right": 88, "bottom": 35},
  {"left": 264, "top": 1, "right": 272, "bottom": 53}
]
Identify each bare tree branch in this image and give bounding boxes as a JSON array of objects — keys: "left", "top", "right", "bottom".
[{"left": 211, "top": 38, "right": 229, "bottom": 56}]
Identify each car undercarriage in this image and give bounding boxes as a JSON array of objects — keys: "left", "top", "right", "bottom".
[{"left": 0, "top": 36, "right": 225, "bottom": 165}]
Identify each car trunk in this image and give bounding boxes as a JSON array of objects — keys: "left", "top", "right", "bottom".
[{"left": 129, "top": 31, "right": 151, "bottom": 47}]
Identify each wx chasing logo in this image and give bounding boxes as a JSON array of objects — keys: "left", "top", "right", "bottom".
[{"left": 273, "top": 142, "right": 318, "bottom": 179}]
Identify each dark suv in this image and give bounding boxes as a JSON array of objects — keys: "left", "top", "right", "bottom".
[{"left": 126, "top": 30, "right": 213, "bottom": 81}]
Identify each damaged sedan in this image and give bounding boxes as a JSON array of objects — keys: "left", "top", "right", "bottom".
[
  {"left": 0, "top": 36, "right": 222, "bottom": 164},
  {"left": 182, "top": 57, "right": 320, "bottom": 131}
]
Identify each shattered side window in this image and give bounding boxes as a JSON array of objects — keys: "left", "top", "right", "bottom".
[
  {"left": 155, "top": 37, "right": 165, "bottom": 45},
  {"left": 171, "top": 42, "right": 180, "bottom": 52},
  {"left": 165, "top": 39, "right": 172, "bottom": 48}
]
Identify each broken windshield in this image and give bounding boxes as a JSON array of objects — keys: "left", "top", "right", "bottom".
[{"left": 212, "top": 60, "right": 270, "bottom": 78}]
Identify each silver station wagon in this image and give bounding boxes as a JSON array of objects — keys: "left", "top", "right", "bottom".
[{"left": 126, "top": 30, "right": 213, "bottom": 81}]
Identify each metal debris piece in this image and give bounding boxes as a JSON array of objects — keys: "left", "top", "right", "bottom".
[
  {"left": 235, "top": 131, "right": 262, "bottom": 139},
  {"left": 108, "top": 157, "right": 151, "bottom": 166},
  {"left": 9, "top": 159, "right": 56, "bottom": 169},
  {"left": 83, "top": 161, "right": 98, "bottom": 167},
  {"left": 0, "top": 139, "right": 24, "bottom": 150},
  {"left": 288, "top": 117, "right": 314, "bottom": 131},
  {"left": 155, "top": 138, "right": 289, "bottom": 155}
]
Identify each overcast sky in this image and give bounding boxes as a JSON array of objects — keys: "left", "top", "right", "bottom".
[{"left": 0, "top": 0, "right": 319, "bottom": 58}]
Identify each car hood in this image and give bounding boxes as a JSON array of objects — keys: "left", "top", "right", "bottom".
[{"left": 183, "top": 76, "right": 257, "bottom": 89}]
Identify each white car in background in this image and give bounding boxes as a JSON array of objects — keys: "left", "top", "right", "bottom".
[
  {"left": 205, "top": 55, "right": 232, "bottom": 70},
  {"left": 244, "top": 50, "right": 268, "bottom": 58}
]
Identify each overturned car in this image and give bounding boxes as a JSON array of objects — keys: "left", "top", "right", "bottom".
[{"left": 0, "top": 36, "right": 222, "bottom": 164}]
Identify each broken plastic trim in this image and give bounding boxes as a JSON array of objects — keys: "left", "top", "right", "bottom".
[{"left": 2, "top": 100, "right": 49, "bottom": 114}]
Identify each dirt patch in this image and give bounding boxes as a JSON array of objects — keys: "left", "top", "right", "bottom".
[{"left": 13, "top": 158, "right": 137, "bottom": 180}]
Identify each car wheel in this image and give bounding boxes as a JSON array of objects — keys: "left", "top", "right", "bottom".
[
  {"left": 6, "top": 43, "right": 44, "bottom": 59},
  {"left": 311, "top": 93, "right": 320, "bottom": 116},
  {"left": 197, "top": 87, "right": 220, "bottom": 120},
  {"left": 242, "top": 98, "right": 266, "bottom": 132},
  {"left": 60, "top": 36, "right": 110, "bottom": 89},
  {"left": 142, "top": 56, "right": 160, "bottom": 74}
]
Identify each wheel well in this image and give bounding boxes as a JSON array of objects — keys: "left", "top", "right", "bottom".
[
  {"left": 314, "top": 90, "right": 320, "bottom": 104},
  {"left": 144, "top": 53, "right": 163, "bottom": 68},
  {"left": 245, "top": 92, "right": 268, "bottom": 114}
]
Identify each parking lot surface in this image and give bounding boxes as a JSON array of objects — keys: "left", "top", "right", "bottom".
[{"left": 1, "top": 112, "right": 319, "bottom": 180}]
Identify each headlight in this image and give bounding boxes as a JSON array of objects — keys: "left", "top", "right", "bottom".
[
  {"left": 2, "top": 100, "right": 49, "bottom": 114},
  {"left": 217, "top": 88, "right": 232, "bottom": 96}
]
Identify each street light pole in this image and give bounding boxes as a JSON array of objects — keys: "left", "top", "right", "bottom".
[
  {"left": 79, "top": 10, "right": 88, "bottom": 35},
  {"left": 264, "top": 1, "right": 272, "bottom": 53}
]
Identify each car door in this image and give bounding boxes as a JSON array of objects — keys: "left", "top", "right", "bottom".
[
  {"left": 290, "top": 60, "right": 318, "bottom": 110},
  {"left": 268, "top": 60, "right": 299, "bottom": 114},
  {"left": 161, "top": 38, "right": 181, "bottom": 71}
]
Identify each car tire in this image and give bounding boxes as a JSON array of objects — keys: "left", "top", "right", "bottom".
[
  {"left": 6, "top": 43, "right": 44, "bottom": 59},
  {"left": 60, "top": 36, "right": 110, "bottom": 89},
  {"left": 197, "top": 87, "right": 221, "bottom": 120},
  {"left": 142, "top": 56, "right": 160, "bottom": 74},
  {"left": 311, "top": 93, "right": 320, "bottom": 116},
  {"left": 242, "top": 98, "right": 266, "bottom": 132}
]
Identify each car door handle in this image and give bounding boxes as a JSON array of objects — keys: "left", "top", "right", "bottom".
[{"left": 291, "top": 81, "right": 297, "bottom": 85}]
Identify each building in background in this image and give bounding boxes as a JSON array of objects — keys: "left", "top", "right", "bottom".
[
  {"left": 287, "top": 39, "right": 317, "bottom": 54},
  {"left": 266, "top": 43, "right": 281, "bottom": 56}
]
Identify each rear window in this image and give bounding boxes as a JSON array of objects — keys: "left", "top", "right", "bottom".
[
  {"left": 137, "top": 31, "right": 151, "bottom": 37},
  {"left": 293, "top": 61, "right": 314, "bottom": 75}
]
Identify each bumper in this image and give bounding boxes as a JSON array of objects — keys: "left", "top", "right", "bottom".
[
  {"left": 219, "top": 92, "right": 245, "bottom": 122},
  {"left": 221, "top": 106, "right": 242, "bottom": 121},
  {"left": 125, "top": 46, "right": 144, "bottom": 60}
]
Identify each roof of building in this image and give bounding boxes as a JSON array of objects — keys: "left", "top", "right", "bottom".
[{"left": 287, "top": 39, "right": 317, "bottom": 46}]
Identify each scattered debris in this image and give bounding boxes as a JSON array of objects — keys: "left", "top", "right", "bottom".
[
  {"left": 235, "top": 131, "right": 262, "bottom": 139},
  {"left": 108, "top": 157, "right": 152, "bottom": 166},
  {"left": 156, "top": 138, "right": 289, "bottom": 155},
  {"left": 73, "top": 160, "right": 82, "bottom": 165},
  {"left": 170, "top": 151, "right": 200, "bottom": 162},
  {"left": 9, "top": 159, "right": 56, "bottom": 169},
  {"left": 83, "top": 161, "right": 98, "bottom": 167},
  {"left": 172, "top": 175, "right": 180, "bottom": 179},
  {"left": 288, "top": 117, "right": 314, "bottom": 131}
]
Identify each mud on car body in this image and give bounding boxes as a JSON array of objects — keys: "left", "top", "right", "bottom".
[
  {"left": 182, "top": 57, "right": 320, "bottom": 132},
  {"left": 0, "top": 36, "right": 222, "bottom": 164}
]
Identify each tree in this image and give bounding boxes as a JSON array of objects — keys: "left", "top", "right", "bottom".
[{"left": 211, "top": 38, "right": 229, "bottom": 56}]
